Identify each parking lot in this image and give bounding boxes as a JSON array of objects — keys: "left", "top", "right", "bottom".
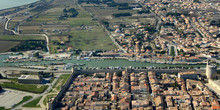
[{"left": 0, "top": 89, "right": 35, "bottom": 109}]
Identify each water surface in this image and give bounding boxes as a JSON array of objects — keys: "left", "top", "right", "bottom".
[{"left": 0, "top": 0, "right": 39, "bottom": 10}]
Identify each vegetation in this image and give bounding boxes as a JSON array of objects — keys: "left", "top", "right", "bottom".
[
  {"left": 23, "top": 96, "right": 42, "bottom": 108},
  {"left": 0, "top": 35, "right": 46, "bottom": 52},
  {"left": 137, "top": 10, "right": 150, "bottom": 14},
  {"left": 13, "top": 96, "right": 33, "bottom": 107},
  {"left": 210, "top": 20, "right": 220, "bottom": 27},
  {"left": 193, "top": 0, "right": 201, "bottom": 3},
  {"left": 0, "top": 107, "right": 10, "bottom": 110},
  {"left": 166, "top": 12, "right": 189, "bottom": 17},
  {"left": 10, "top": 40, "right": 47, "bottom": 52},
  {"left": 145, "top": 26, "right": 156, "bottom": 34},
  {"left": 53, "top": 74, "right": 71, "bottom": 91},
  {"left": 59, "top": 8, "right": 79, "bottom": 20},
  {"left": 0, "top": 82, "right": 48, "bottom": 94},
  {"left": 0, "top": 41, "right": 20, "bottom": 53},
  {"left": 0, "top": 35, "right": 44, "bottom": 41},
  {"left": 113, "top": 12, "right": 132, "bottom": 17},
  {"left": 43, "top": 94, "right": 57, "bottom": 105},
  {"left": 170, "top": 46, "right": 175, "bottom": 56},
  {"left": 0, "top": 86, "right": 2, "bottom": 92}
]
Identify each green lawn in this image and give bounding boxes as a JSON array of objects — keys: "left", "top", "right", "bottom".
[
  {"left": 53, "top": 74, "right": 71, "bottom": 91},
  {"left": 0, "top": 82, "right": 48, "bottom": 94},
  {"left": 170, "top": 46, "right": 175, "bottom": 56},
  {"left": 0, "top": 107, "right": 10, "bottom": 110},
  {"left": 43, "top": 94, "right": 57, "bottom": 105},
  {"left": 23, "top": 96, "right": 42, "bottom": 108},
  {"left": 68, "top": 26, "right": 117, "bottom": 51},
  {"left": 13, "top": 96, "right": 33, "bottom": 107}
]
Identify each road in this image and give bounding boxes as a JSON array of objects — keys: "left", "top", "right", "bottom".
[
  {"left": 0, "top": 67, "right": 72, "bottom": 73},
  {"left": 4, "top": 18, "right": 19, "bottom": 35},
  {"left": 4, "top": 17, "right": 50, "bottom": 54}
]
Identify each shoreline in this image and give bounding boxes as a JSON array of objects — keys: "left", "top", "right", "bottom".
[{"left": 0, "top": 0, "right": 41, "bottom": 12}]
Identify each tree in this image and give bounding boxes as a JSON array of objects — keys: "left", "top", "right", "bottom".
[
  {"left": 51, "top": 73, "right": 54, "bottom": 77},
  {"left": 33, "top": 52, "right": 40, "bottom": 58},
  {"left": 0, "top": 86, "right": 2, "bottom": 92}
]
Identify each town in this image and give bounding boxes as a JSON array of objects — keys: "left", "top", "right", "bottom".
[{"left": 49, "top": 62, "right": 220, "bottom": 110}]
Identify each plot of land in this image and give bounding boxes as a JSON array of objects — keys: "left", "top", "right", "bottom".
[
  {"left": 0, "top": 82, "right": 48, "bottom": 94},
  {"left": 0, "top": 35, "right": 45, "bottom": 41},
  {"left": 0, "top": 41, "right": 20, "bottom": 53},
  {"left": 0, "top": 89, "right": 35, "bottom": 109},
  {"left": 23, "top": 96, "right": 42, "bottom": 108}
]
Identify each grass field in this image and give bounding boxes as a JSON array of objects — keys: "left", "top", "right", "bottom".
[
  {"left": 170, "top": 46, "right": 175, "bottom": 56},
  {"left": 0, "top": 82, "right": 48, "bottom": 94},
  {"left": 69, "top": 26, "right": 116, "bottom": 50},
  {"left": 0, "top": 41, "right": 20, "bottom": 52},
  {"left": 43, "top": 94, "right": 57, "bottom": 105},
  {"left": 23, "top": 96, "right": 42, "bottom": 108},
  {"left": 13, "top": 96, "right": 33, "bottom": 107},
  {"left": 52, "top": 74, "right": 70, "bottom": 91}
]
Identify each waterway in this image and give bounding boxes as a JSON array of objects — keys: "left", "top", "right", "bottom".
[
  {"left": 0, "top": 0, "right": 39, "bottom": 10},
  {"left": 0, "top": 54, "right": 205, "bottom": 68}
]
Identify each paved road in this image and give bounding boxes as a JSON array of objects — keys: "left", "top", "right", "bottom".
[{"left": 4, "top": 18, "right": 19, "bottom": 35}]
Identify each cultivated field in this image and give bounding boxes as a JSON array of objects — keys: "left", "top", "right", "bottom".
[
  {"left": 2, "top": 0, "right": 117, "bottom": 53},
  {"left": 0, "top": 35, "right": 45, "bottom": 53},
  {"left": 0, "top": 41, "right": 20, "bottom": 52}
]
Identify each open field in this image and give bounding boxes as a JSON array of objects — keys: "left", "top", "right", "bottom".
[
  {"left": 52, "top": 74, "right": 70, "bottom": 91},
  {"left": 0, "top": 35, "right": 46, "bottom": 52},
  {"left": 13, "top": 96, "right": 33, "bottom": 107},
  {"left": 43, "top": 94, "right": 57, "bottom": 105},
  {"left": 0, "top": 35, "right": 45, "bottom": 41},
  {"left": 2, "top": 0, "right": 117, "bottom": 53},
  {"left": 0, "top": 82, "right": 48, "bottom": 94},
  {"left": 0, "top": 41, "right": 20, "bottom": 52},
  {"left": 68, "top": 26, "right": 116, "bottom": 50},
  {"left": 0, "top": 89, "right": 35, "bottom": 109},
  {"left": 23, "top": 96, "right": 42, "bottom": 108}
]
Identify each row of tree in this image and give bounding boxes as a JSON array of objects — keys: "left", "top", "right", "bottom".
[
  {"left": 112, "top": 12, "right": 132, "bottom": 17},
  {"left": 59, "top": 8, "right": 79, "bottom": 20}
]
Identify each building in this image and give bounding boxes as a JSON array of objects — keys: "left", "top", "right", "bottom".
[
  {"left": 18, "top": 75, "right": 42, "bottom": 84},
  {"left": 206, "top": 62, "right": 217, "bottom": 79},
  {"left": 209, "top": 80, "right": 220, "bottom": 95},
  {"left": 178, "top": 71, "right": 198, "bottom": 80}
]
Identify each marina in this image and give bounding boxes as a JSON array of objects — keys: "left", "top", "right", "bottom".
[{"left": 0, "top": 54, "right": 205, "bottom": 68}]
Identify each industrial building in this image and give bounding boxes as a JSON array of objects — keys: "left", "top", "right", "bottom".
[{"left": 18, "top": 75, "right": 42, "bottom": 84}]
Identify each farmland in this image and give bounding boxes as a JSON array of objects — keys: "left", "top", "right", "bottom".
[
  {"left": 0, "top": 0, "right": 156, "bottom": 53},
  {"left": 0, "top": 35, "right": 45, "bottom": 53},
  {"left": 0, "top": 41, "right": 20, "bottom": 52},
  {"left": 1, "top": 0, "right": 117, "bottom": 53}
]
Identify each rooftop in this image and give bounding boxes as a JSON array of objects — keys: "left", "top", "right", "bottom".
[{"left": 18, "top": 75, "right": 40, "bottom": 80}]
